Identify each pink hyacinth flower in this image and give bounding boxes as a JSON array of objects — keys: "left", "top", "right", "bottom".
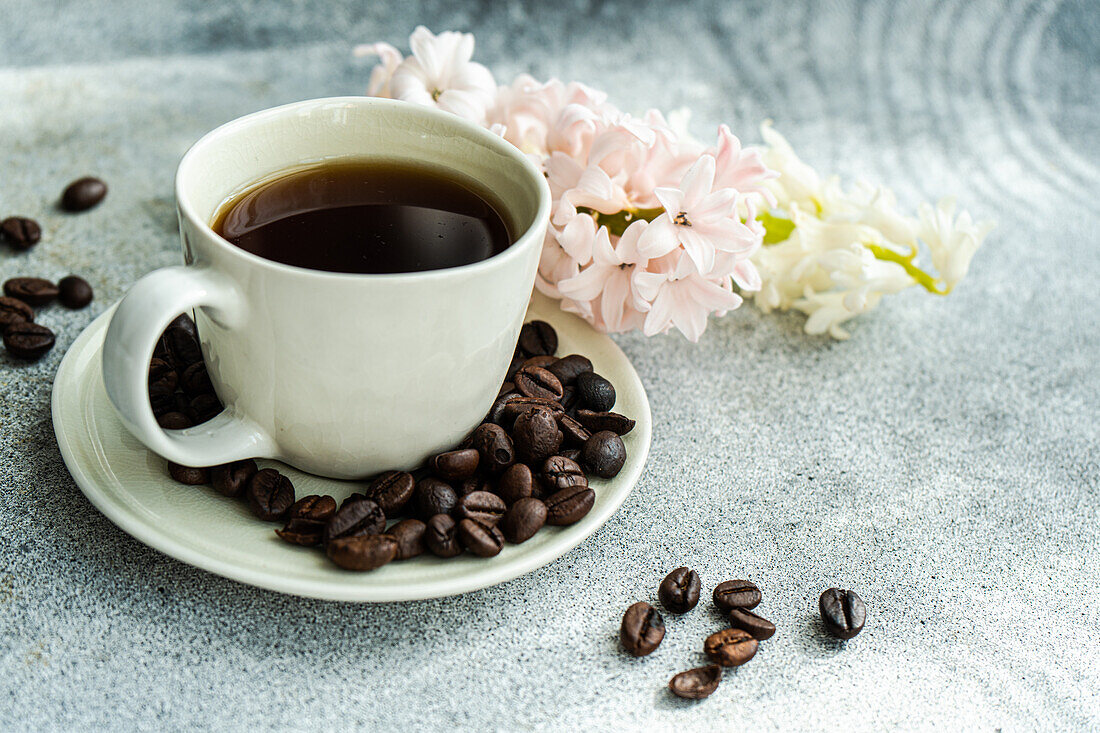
[{"left": 557, "top": 220, "right": 650, "bottom": 333}]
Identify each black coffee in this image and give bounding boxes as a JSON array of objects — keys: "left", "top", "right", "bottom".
[{"left": 213, "top": 160, "right": 512, "bottom": 274}]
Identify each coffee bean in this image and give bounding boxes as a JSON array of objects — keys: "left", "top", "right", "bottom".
[
  {"left": 181, "top": 361, "right": 214, "bottom": 396},
  {"left": 457, "top": 475, "right": 493, "bottom": 498},
  {"left": 819, "top": 588, "right": 866, "bottom": 639},
  {"left": 327, "top": 534, "right": 397, "bottom": 571},
  {"left": 581, "top": 431, "right": 626, "bottom": 479},
  {"left": 425, "top": 513, "right": 462, "bottom": 558},
  {"left": 576, "top": 371, "right": 616, "bottom": 412},
  {"left": 455, "top": 491, "right": 506, "bottom": 527},
  {"left": 3, "top": 322, "right": 55, "bottom": 360},
  {"left": 57, "top": 275, "right": 93, "bottom": 309},
  {"left": 518, "top": 320, "right": 557, "bottom": 356},
  {"left": 189, "top": 393, "right": 222, "bottom": 423},
  {"left": 289, "top": 494, "right": 338, "bottom": 522},
  {"left": 728, "top": 608, "right": 776, "bottom": 640},
  {"left": 167, "top": 461, "right": 209, "bottom": 485},
  {"left": 500, "top": 497, "right": 547, "bottom": 543},
  {"left": 388, "top": 518, "right": 427, "bottom": 560},
  {"left": 0, "top": 296, "right": 34, "bottom": 333},
  {"left": 501, "top": 396, "right": 563, "bottom": 425},
  {"left": 430, "top": 448, "right": 480, "bottom": 481},
  {"left": 414, "top": 477, "right": 457, "bottom": 519},
  {"left": 521, "top": 355, "right": 558, "bottom": 370},
  {"left": 168, "top": 313, "right": 198, "bottom": 339},
  {"left": 148, "top": 378, "right": 178, "bottom": 416},
  {"left": 659, "top": 567, "right": 701, "bottom": 613},
  {"left": 668, "top": 665, "right": 722, "bottom": 700},
  {"left": 505, "top": 349, "right": 525, "bottom": 381},
  {"left": 512, "top": 407, "right": 563, "bottom": 464},
  {"left": 148, "top": 358, "right": 178, "bottom": 391},
  {"left": 275, "top": 494, "right": 337, "bottom": 546},
  {"left": 340, "top": 492, "right": 368, "bottom": 510},
  {"left": 165, "top": 325, "right": 202, "bottom": 368},
  {"left": 539, "top": 455, "right": 587, "bottom": 494},
  {"left": 366, "top": 470, "right": 415, "bottom": 515},
  {"left": 3, "top": 277, "right": 58, "bottom": 307},
  {"left": 497, "top": 463, "right": 535, "bottom": 504},
  {"left": 323, "top": 498, "right": 385, "bottom": 545},
  {"left": 156, "top": 411, "right": 193, "bottom": 430},
  {"left": 497, "top": 381, "right": 515, "bottom": 398},
  {"left": 210, "top": 458, "right": 258, "bottom": 497},
  {"left": 575, "top": 409, "right": 635, "bottom": 436},
  {"left": 488, "top": 392, "right": 519, "bottom": 425},
  {"left": 620, "top": 601, "right": 665, "bottom": 656},
  {"left": 547, "top": 354, "right": 592, "bottom": 385},
  {"left": 544, "top": 485, "right": 595, "bottom": 525},
  {"left": 556, "top": 414, "right": 591, "bottom": 446},
  {"left": 457, "top": 518, "right": 504, "bottom": 557},
  {"left": 514, "top": 365, "right": 564, "bottom": 401},
  {"left": 713, "top": 580, "right": 761, "bottom": 611},
  {"left": 1, "top": 217, "right": 41, "bottom": 250},
  {"left": 560, "top": 448, "right": 582, "bottom": 463},
  {"left": 246, "top": 468, "right": 295, "bottom": 521},
  {"left": 60, "top": 176, "right": 108, "bottom": 212},
  {"left": 559, "top": 385, "right": 578, "bottom": 412},
  {"left": 704, "top": 628, "right": 758, "bottom": 667},
  {"left": 471, "top": 423, "right": 515, "bottom": 474}
]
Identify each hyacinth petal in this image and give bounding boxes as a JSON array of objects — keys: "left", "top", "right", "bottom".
[
  {"left": 678, "top": 155, "right": 716, "bottom": 210},
  {"left": 636, "top": 215, "right": 680, "bottom": 259},
  {"left": 408, "top": 26, "right": 445, "bottom": 79},
  {"left": 653, "top": 187, "right": 684, "bottom": 217},
  {"left": 676, "top": 227, "right": 716, "bottom": 275},
  {"left": 632, "top": 269, "right": 669, "bottom": 303},
  {"left": 438, "top": 89, "right": 486, "bottom": 120},
  {"left": 557, "top": 263, "right": 611, "bottom": 302},
  {"left": 691, "top": 275, "right": 744, "bottom": 313},
  {"left": 690, "top": 188, "right": 738, "bottom": 221},
  {"left": 600, "top": 270, "right": 633, "bottom": 331},
  {"left": 590, "top": 226, "right": 618, "bottom": 266},
  {"left": 731, "top": 260, "right": 762, "bottom": 291},
  {"left": 642, "top": 290, "right": 674, "bottom": 336},
  {"left": 557, "top": 213, "right": 597, "bottom": 264},
  {"left": 616, "top": 220, "right": 647, "bottom": 264},
  {"left": 450, "top": 62, "right": 496, "bottom": 95}
]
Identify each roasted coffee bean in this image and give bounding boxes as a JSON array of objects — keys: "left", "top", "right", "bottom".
[
  {"left": 1, "top": 217, "right": 41, "bottom": 250},
  {"left": 425, "top": 513, "right": 462, "bottom": 558},
  {"left": 547, "top": 354, "right": 592, "bottom": 385},
  {"left": 167, "top": 461, "right": 209, "bottom": 485},
  {"left": 581, "top": 430, "right": 626, "bottom": 479},
  {"left": 60, "top": 176, "right": 108, "bottom": 212},
  {"left": 414, "top": 477, "right": 457, "bottom": 519},
  {"left": 471, "top": 423, "right": 515, "bottom": 473},
  {"left": 455, "top": 491, "right": 506, "bottom": 527},
  {"left": 559, "top": 385, "right": 578, "bottom": 412},
  {"left": 500, "top": 497, "right": 547, "bottom": 543},
  {"left": 514, "top": 365, "right": 564, "bottom": 401},
  {"left": 211, "top": 459, "right": 258, "bottom": 498},
  {"left": 147, "top": 358, "right": 178, "bottom": 391},
  {"left": 505, "top": 349, "right": 525, "bottom": 381},
  {"left": 669, "top": 665, "right": 722, "bottom": 700},
  {"left": 539, "top": 455, "right": 588, "bottom": 494},
  {"left": 246, "top": 468, "right": 295, "bottom": 521},
  {"left": 288, "top": 494, "right": 338, "bottom": 522},
  {"left": 575, "top": 409, "right": 635, "bottom": 436},
  {"left": 704, "top": 628, "right": 758, "bottom": 667},
  {"left": 544, "top": 485, "right": 595, "bottom": 525},
  {"left": 819, "top": 588, "right": 866, "bottom": 639},
  {"left": 275, "top": 495, "right": 337, "bottom": 546},
  {"left": 0, "top": 296, "right": 34, "bottom": 333},
  {"left": 457, "top": 475, "right": 493, "bottom": 498},
  {"left": 488, "top": 392, "right": 519, "bottom": 425},
  {"left": 518, "top": 320, "right": 557, "bottom": 356},
  {"left": 556, "top": 414, "right": 591, "bottom": 446},
  {"left": 189, "top": 393, "right": 222, "bottom": 423},
  {"left": 501, "top": 396, "right": 563, "bottom": 425},
  {"left": 156, "top": 411, "right": 193, "bottom": 430},
  {"left": 497, "top": 463, "right": 535, "bottom": 504},
  {"left": 513, "top": 407, "right": 563, "bottom": 464},
  {"left": 181, "top": 361, "right": 214, "bottom": 396},
  {"left": 728, "top": 608, "right": 776, "bottom": 640},
  {"left": 366, "top": 470, "right": 415, "bottom": 515},
  {"left": 327, "top": 534, "right": 397, "bottom": 571},
  {"left": 276, "top": 517, "right": 326, "bottom": 546},
  {"left": 497, "top": 381, "right": 515, "bottom": 398},
  {"left": 713, "top": 580, "right": 762, "bottom": 611},
  {"left": 620, "top": 601, "right": 665, "bottom": 656},
  {"left": 560, "top": 447, "right": 582, "bottom": 463},
  {"left": 3, "top": 277, "right": 58, "bottom": 307},
  {"left": 323, "top": 498, "right": 385, "bottom": 545},
  {"left": 165, "top": 325, "right": 202, "bottom": 367},
  {"left": 576, "top": 371, "right": 616, "bottom": 411},
  {"left": 168, "top": 313, "right": 198, "bottom": 339},
  {"left": 659, "top": 567, "right": 701, "bottom": 613},
  {"left": 57, "top": 275, "right": 93, "bottom": 309},
  {"left": 430, "top": 448, "right": 480, "bottom": 481},
  {"left": 457, "top": 518, "right": 504, "bottom": 557},
  {"left": 521, "top": 355, "right": 557, "bottom": 370},
  {"left": 340, "top": 492, "right": 368, "bottom": 510},
  {"left": 3, "top": 322, "right": 55, "bottom": 360},
  {"left": 148, "top": 379, "right": 178, "bottom": 416},
  {"left": 388, "top": 518, "right": 427, "bottom": 560}
]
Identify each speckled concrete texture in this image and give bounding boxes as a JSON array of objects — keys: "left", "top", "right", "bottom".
[{"left": 1, "top": 1, "right": 1098, "bottom": 729}]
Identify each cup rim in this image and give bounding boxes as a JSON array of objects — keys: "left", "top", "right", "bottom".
[{"left": 175, "top": 96, "right": 551, "bottom": 282}]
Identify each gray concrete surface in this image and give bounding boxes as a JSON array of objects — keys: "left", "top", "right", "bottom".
[{"left": 1, "top": 0, "right": 1098, "bottom": 729}]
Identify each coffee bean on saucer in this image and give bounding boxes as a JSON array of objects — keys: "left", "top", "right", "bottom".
[
  {"left": 147, "top": 358, "right": 178, "bottom": 391},
  {"left": 211, "top": 458, "right": 258, "bottom": 497},
  {"left": 487, "top": 392, "right": 519, "bottom": 426},
  {"left": 425, "top": 513, "right": 462, "bottom": 558},
  {"left": 560, "top": 448, "right": 582, "bottom": 464},
  {"left": 506, "top": 349, "right": 525, "bottom": 381},
  {"left": 501, "top": 396, "right": 563, "bottom": 425},
  {"left": 3, "top": 322, "right": 55, "bottom": 360},
  {"left": 414, "top": 477, "right": 457, "bottom": 520},
  {"left": 340, "top": 492, "right": 368, "bottom": 510},
  {"left": 430, "top": 448, "right": 480, "bottom": 481},
  {"left": 181, "top": 361, "right": 214, "bottom": 396},
  {"left": 497, "top": 463, "right": 535, "bottom": 504},
  {"left": 457, "top": 518, "right": 504, "bottom": 557},
  {"left": 148, "top": 379, "right": 178, "bottom": 416},
  {"left": 4, "top": 277, "right": 58, "bottom": 307},
  {"left": 575, "top": 409, "right": 635, "bottom": 436},
  {"left": 246, "top": 468, "right": 295, "bottom": 521},
  {"left": 547, "top": 354, "right": 592, "bottom": 385},
  {"left": 276, "top": 494, "right": 337, "bottom": 546},
  {"left": 514, "top": 365, "right": 564, "bottom": 401},
  {"left": 327, "top": 534, "right": 397, "bottom": 571},
  {"left": 819, "top": 588, "right": 866, "bottom": 639},
  {"left": 576, "top": 371, "right": 615, "bottom": 412},
  {"left": 518, "top": 320, "right": 557, "bottom": 356},
  {"left": 513, "top": 407, "right": 562, "bottom": 464},
  {"left": 521, "top": 355, "right": 557, "bottom": 371},
  {"left": 539, "top": 455, "right": 587, "bottom": 494},
  {"left": 713, "top": 580, "right": 762, "bottom": 611},
  {"left": 0, "top": 296, "right": 34, "bottom": 333},
  {"left": 168, "top": 313, "right": 198, "bottom": 340},
  {"left": 659, "top": 567, "right": 701, "bottom": 613},
  {"left": 457, "top": 475, "right": 493, "bottom": 498},
  {"left": 1, "top": 217, "right": 41, "bottom": 250},
  {"left": 556, "top": 414, "right": 591, "bottom": 447},
  {"left": 167, "top": 461, "right": 209, "bottom": 485},
  {"left": 189, "top": 393, "right": 222, "bottom": 423},
  {"left": 500, "top": 497, "right": 547, "bottom": 543},
  {"left": 323, "top": 498, "right": 385, "bottom": 545},
  {"left": 156, "top": 411, "right": 192, "bottom": 430},
  {"left": 581, "top": 431, "right": 626, "bottom": 479},
  {"left": 165, "top": 325, "right": 202, "bottom": 367},
  {"left": 471, "top": 423, "right": 515, "bottom": 474},
  {"left": 366, "top": 470, "right": 415, "bottom": 515},
  {"left": 387, "top": 518, "right": 427, "bottom": 560},
  {"left": 454, "top": 491, "right": 506, "bottom": 528},
  {"left": 497, "top": 381, "right": 515, "bottom": 399},
  {"left": 728, "top": 608, "right": 776, "bottom": 640},
  {"left": 57, "top": 275, "right": 93, "bottom": 309},
  {"left": 704, "top": 628, "right": 758, "bottom": 667},
  {"left": 669, "top": 665, "right": 722, "bottom": 700},
  {"left": 620, "top": 601, "right": 665, "bottom": 656},
  {"left": 544, "top": 485, "right": 595, "bottom": 525},
  {"left": 60, "top": 176, "right": 108, "bottom": 212},
  {"left": 559, "top": 385, "right": 578, "bottom": 413}
]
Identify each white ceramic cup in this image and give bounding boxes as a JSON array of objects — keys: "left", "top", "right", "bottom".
[{"left": 102, "top": 97, "right": 551, "bottom": 479}]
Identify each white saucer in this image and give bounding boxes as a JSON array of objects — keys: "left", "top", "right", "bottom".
[{"left": 52, "top": 292, "right": 651, "bottom": 602}]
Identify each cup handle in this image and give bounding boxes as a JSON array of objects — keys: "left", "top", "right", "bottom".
[{"left": 102, "top": 266, "right": 276, "bottom": 468}]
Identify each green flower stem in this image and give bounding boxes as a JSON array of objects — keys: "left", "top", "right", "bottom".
[
  {"left": 867, "top": 244, "right": 951, "bottom": 295},
  {"left": 578, "top": 206, "right": 664, "bottom": 237}
]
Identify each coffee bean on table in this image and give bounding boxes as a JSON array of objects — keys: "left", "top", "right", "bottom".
[
  {"left": 547, "top": 354, "right": 592, "bottom": 385},
  {"left": 668, "top": 665, "right": 722, "bottom": 700},
  {"left": 366, "top": 470, "right": 415, "bottom": 515},
  {"left": 211, "top": 458, "right": 258, "bottom": 497},
  {"left": 156, "top": 411, "right": 192, "bottom": 430},
  {"left": 455, "top": 491, "right": 506, "bottom": 527},
  {"left": 819, "top": 588, "right": 866, "bottom": 639},
  {"left": 471, "top": 423, "right": 515, "bottom": 473},
  {"left": 327, "top": 534, "right": 397, "bottom": 571},
  {"left": 323, "top": 498, "right": 385, "bottom": 545},
  {"left": 425, "top": 513, "right": 462, "bottom": 558},
  {"left": 544, "top": 485, "right": 595, "bottom": 525},
  {"left": 581, "top": 431, "right": 626, "bottom": 479},
  {"left": 246, "top": 468, "right": 295, "bottom": 521},
  {"left": 57, "top": 275, "right": 93, "bottom": 309},
  {"left": 60, "top": 176, "right": 108, "bottom": 212},
  {"left": 414, "top": 477, "right": 457, "bottom": 519},
  {"left": 189, "top": 393, "right": 222, "bottom": 423},
  {"left": 0, "top": 296, "right": 34, "bottom": 333},
  {"left": 500, "top": 497, "right": 547, "bottom": 543},
  {"left": 620, "top": 601, "right": 665, "bottom": 656},
  {"left": 167, "top": 461, "right": 209, "bottom": 485},
  {"left": 3, "top": 322, "right": 55, "bottom": 360},
  {"left": 659, "top": 567, "right": 701, "bottom": 613},
  {"left": 575, "top": 409, "right": 635, "bottom": 436},
  {"left": 575, "top": 371, "right": 615, "bottom": 412},
  {"left": 181, "top": 361, "right": 214, "bottom": 396},
  {"left": 518, "top": 320, "right": 557, "bottom": 356},
  {"left": 387, "top": 518, "right": 427, "bottom": 560},
  {"left": 539, "top": 455, "right": 587, "bottom": 494},
  {"left": 1, "top": 217, "right": 41, "bottom": 250},
  {"left": 514, "top": 365, "right": 564, "bottom": 401},
  {"left": 704, "top": 628, "right": 758, "bottom": 667},
  {"left": 512, "top": 406, "right": 563, "bottom": 464},
  {"left": 556, "top": 414, "right": 591, "bottom": 446},
  {"left": 713, "top": 580, "right": 762, "bottom": 611},
  {"left": 497, "top": 463, "right": 535, "bottom": 504},
  {"left": 429, "top": 448, "right": 480, "bottom": 481},
  {"left": 728, "top": 608, "right": 776, "bottom": 640},
  {"left": 4, "top": 277, "right": 59, "bottom": 307},
  {"left": 457, "top": 518, "right": 504, "bottom": 557}
]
